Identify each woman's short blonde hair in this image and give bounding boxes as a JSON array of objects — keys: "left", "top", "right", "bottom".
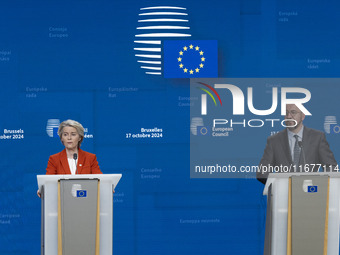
[{"left": 58, "top": 119, "right": 85, "bottom": 147}]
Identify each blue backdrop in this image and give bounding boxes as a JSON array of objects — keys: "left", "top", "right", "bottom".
[{"left": 1, "top": 0, "right": 340, "bottom": 254}]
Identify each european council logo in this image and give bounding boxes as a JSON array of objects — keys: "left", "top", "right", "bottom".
[
  {"left": 134, "top": 6, "right": 192, "bottom": 76},
  {"left": 191, "top": 117, "right": 209, "bottom": 136},
  {"left": 324, "top": 116, "right": 337, "bottom": 134},
  {"left": 163, "top": 40, "right": 217, "bottom": 78},
  {"left": 46, "top": 119, "right": 60, "bottom": 138}
]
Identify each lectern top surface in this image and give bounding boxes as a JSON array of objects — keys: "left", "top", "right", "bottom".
[
  {"left": 37, "top": 174, "right": 122, "bottom": 191},
  {"left": 263, "top": 172, "right": 340, "bottom": 195}
]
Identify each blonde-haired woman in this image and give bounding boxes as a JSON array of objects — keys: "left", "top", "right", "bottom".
[{"left": 46, "top": 119, "right": 102, "bottom": 175}]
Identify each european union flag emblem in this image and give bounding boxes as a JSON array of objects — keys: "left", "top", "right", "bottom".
[
  {"left": 163, "top": 40, "right": 218, "bottom": 78},
  {"left": 307, "top": 186, "right": 318, "bottom": 193},
  {"left": 76, "top": 190, "right": 87, "bottom": 197}
]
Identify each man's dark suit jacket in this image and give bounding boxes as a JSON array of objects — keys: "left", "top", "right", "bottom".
[
  {"left": 46, "top": 148, "right": 102, "bottom": 175},
  {"left": 257, "top": 126, "right": 337, "bottom": 184}
]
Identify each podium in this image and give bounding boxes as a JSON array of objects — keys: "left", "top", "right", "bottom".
[
  {"left": 262, "top": 173, "right": 340, "bottom": 255},
  {"left": 37, "top": 174, "right": 122, "bottom": 255}
]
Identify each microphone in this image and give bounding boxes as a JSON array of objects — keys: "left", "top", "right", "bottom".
[
  {"left": 298, "top": 141, "right": 307, "bottom": 172},
  {"left": 73, "top": 153, "right": 78, "bottom": 174}
]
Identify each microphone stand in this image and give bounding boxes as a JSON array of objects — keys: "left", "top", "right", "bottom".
[
  {"left": 73, "top": 153, "right": 78, "bottom": 174},
  {"left": 298, "top": 141, "right": 307, "bottom": 172}
]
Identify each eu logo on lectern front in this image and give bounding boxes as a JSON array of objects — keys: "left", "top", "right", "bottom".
[
  {"left": 77, "top": 190, "right": 87, "bottom": 197},
  {"left": 307, "top": 186, "right": 318, "bottom": 193}
]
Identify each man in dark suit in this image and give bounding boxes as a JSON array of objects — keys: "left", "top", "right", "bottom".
[{"left": 257, "top": 104, "right": 337, "bottom": 184}]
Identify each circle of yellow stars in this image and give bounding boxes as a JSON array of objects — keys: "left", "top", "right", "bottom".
[{"left": 177, "top": 44, "right": 205, "bottom": 74}]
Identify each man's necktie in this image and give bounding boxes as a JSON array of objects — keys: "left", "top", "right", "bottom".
[{"left": 293, "top": 135, "right": 301, "bottom": 170}]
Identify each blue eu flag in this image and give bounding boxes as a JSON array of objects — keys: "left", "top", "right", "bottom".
[
  {"left": 163, "top": 40, "right": 218, "bottom": 78},
  {"left": 77, "top": 190, "right": 87, "bottom": 197},
  {"left": 307, "top": 186, "right": 318, "bottom": 193}
]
